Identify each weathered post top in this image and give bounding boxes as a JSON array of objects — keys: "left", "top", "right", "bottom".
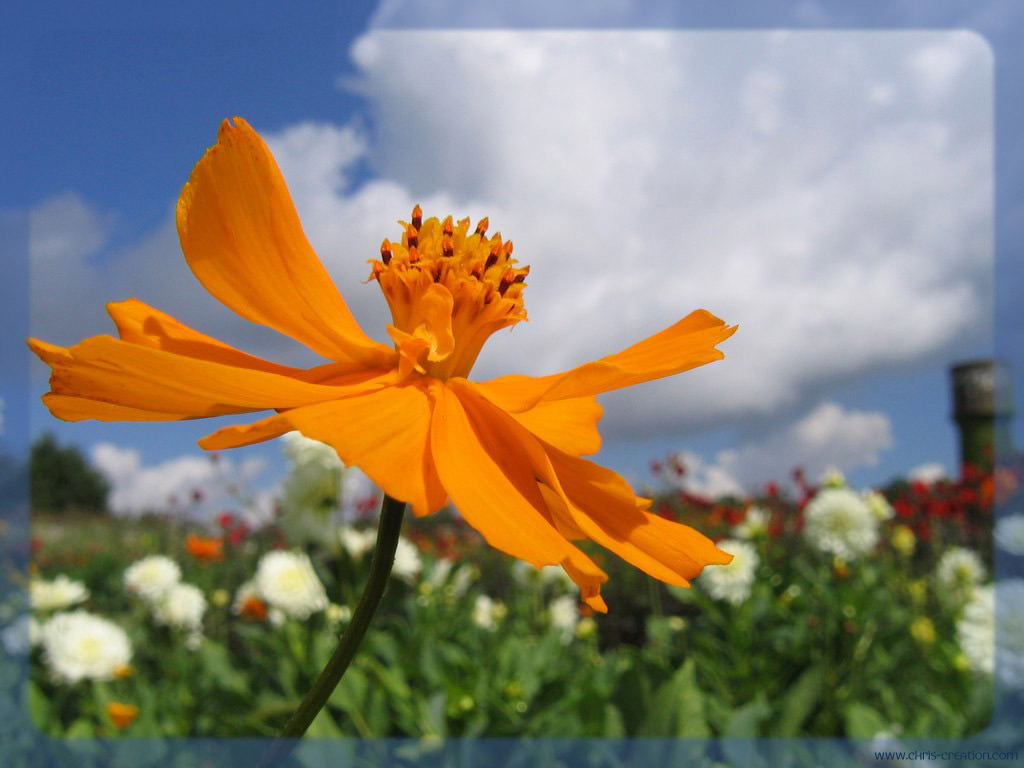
[{"left": 950, "top": 359, "right": 1014, "bottom": 469}]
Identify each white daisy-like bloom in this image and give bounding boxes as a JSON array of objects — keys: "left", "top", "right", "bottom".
[
  {"left": 734, "top": 506, "right": 770, "bottom": 540},
  {"left": 39, "top": 610, "right": 131, "bottom": 684},
  {"left": 549, "top": 594, "right": 580, "bottom": 642},
  {"left": 540, "top": 565, "right": 577, "bottom": 592},
  {"left": 325, "top": 602, "right": 352, "bottom": 628},
  {"left": 803, "top": 488, "right": 879, "bottom": 560},
  {"left": 995, "top": 515, "right": 1024, "bottom": 556},
  {"left": 391, "top": 537, "right": 422, "bottom": 584},
  {"left": 957, "top": 585, "right": 994, "bottom": 675},
  {"left": 123, "top": 555, "right": 181, "bottom": 603},
  {"left": 447, "top": 565, "right": 475, "bottom": 599},
  {"left": 280, "top": 431, "right": 343, "bottom": 514},
  {"left": 338, "top": 526, "right": 376, "bottom": 561},
  {"left": 152, "top": 583, "right": 207, "bottom": 633},
  {"left": 700, "top": 538, "right": 759, "bottom": 605},
  {"left": 935, "top": 547, "right": 986, "bottom": 606},
  {"left": 426, "top": 557, "right": 453, "bottom": 588},
  {"left": 995, "top": 579, "right": 1024, "bottom": 690},
  {"left": 511, "top": 561, "right": 576, "bottom": 591},
  {"left": 820, "top": 467, "right": 846, "bottom": 489},
  {"left": 268, "top": 607, "right": 286, "bottom": 627},
  {"left": 472, "top": 594, "right": 499, "bottom": 631},
  {"left": 862, "top": 490, "right": 894, "bottom": 521},
  {"left": 254, "top": 550, "right": 328, "bottom": 620},
  {"left": 30, "top": 575, "right": 89, "bottom": 612}
]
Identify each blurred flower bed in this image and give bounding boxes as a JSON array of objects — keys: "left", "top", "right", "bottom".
[{"left": 8, "top": 435, "right": 1022, "bottom": 741}]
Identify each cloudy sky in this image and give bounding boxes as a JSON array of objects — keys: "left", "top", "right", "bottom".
[{"left": 7, "top": 1, "right": 1017, "bottom": 517}]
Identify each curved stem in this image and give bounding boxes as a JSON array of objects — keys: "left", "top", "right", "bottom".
[{"left": 265, "top": 494, "right": 406, "bottom": 763}]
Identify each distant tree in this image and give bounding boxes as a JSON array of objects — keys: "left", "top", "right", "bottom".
[{"left": 30, "top": 433, "right": 109, "bottom": 514}]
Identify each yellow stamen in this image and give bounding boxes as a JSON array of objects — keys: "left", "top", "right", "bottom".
[{"left": 369, "top": 205, "right": 529, "bottom": 380}]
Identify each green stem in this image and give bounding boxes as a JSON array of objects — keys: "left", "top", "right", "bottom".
[{"left": 265, "top": 494, "right": 406, "bottom": 763}]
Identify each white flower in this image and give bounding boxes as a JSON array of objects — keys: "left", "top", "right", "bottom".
[
  {"left": 803, "top": 488, "right": 879, "bottom": 560},
  {"left": 391, "top": 537, "right": 422, "bottom": 584},
  {"left": 863, "top": 490, "right": 894, "bottom": 521},
  {"left": 548, "top": 595, "right": 579, "bottom": 642},
  {"left": 338, "top": 526, "right": 376, "bottom": 561},
  {"left": 995, "top": 515, "right": 1024, "bottom": 556},
  {"left": 254, "top": 550, "right": 328, "bottom": 619},
  {"left": 152, "top": 583, "right": 206, "bottom": 633},
  {"left": 511, "top": 561, "right": 576, "bottom": 591},
  {"left": 30, "top": 575, "right": 89, "bottom": 612},
  {"left": 39, "top": 610, "right": 131, "bottom": 684},
  {"left": 426, "top": 557, "right": 453, "bottom": 588},
  {"left": 326, "top": 602, "right": 352, "bottom": 628},
  {"left": 447, "top": 565, "right": 475, "bottom": 599},
  {"left": 995, "top": 579, "right": 1024, "bottom": 690},
  {"left": 472, "top": 595, "right": 500, "bottom": 631},
  {"left": 734, "top": 506, "right": 770, "bottom": 539},
  {"left": 540, "top": 565, "right": 577, "bottom": 592},
  {"left": 957, "top": 585, "right": 994, "bottom": 675},
  {"left": 935, "top": 547, "right": 986, "bottom": 606},
  {"left": 123, "top": 555, "right": 181, "bottom": 602},
  {"left": 700, "top": 538, "right": 759, "bottom": 605},
  {"left": 820, "top": 466, "right": 846, "bottom": 488},
  {"left": 280, "top": 431, "right": 342, "bottom": 514}
]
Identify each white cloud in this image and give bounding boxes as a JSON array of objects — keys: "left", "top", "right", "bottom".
[
  {"left": 90, "top": 443, "right": 275, "bottom": 523},
  {"left": 670, "top": 401, "right": 893, "bottom": 496},
  {"left": 31, "top": 31, "right": 993, "bottom": 445},
  {"left": 906, "top": 33, "right": 983, "bottom": 104},
  {"left": 30, "top": 193, "right": 116, "bottom": 348},
  {"left": 907, "top": 462, "right": 948, "bottom": 484}
]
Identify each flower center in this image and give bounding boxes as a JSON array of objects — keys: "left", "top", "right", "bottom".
[{"left": 370, "top": 205, "right": 529, "bottom": 380}]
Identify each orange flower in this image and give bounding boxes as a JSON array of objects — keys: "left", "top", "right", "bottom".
[
  {"left": 186, "top": 533, "right": 224, "bottom": 562},
  {"left": 106, "top": 701, "right": 139, "bottom": 729},
  {"left": 239, "top": 596, "right": 268, "bottom": 622},
  {"left": 28, "top": 118, "right": 737, "bottom": 612}
]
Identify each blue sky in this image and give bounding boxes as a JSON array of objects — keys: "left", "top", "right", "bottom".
[{"left": 4, "top": 1, "right": 1022, "bottom": 518}]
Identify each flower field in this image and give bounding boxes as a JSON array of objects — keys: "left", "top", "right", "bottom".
[{"left": 11, "top": 435, "right": 1020, "bottom": 743}]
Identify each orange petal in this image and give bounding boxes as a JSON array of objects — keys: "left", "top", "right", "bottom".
[
  {"left": 431, "top": 381, "right": 608, "bottom": 610},
  {"left": 28, "top": 335, "right": 389, "bottom": 420},
  {"left": 451, "top": 379, "right": 729, "bottom": 589},
  {"left": 106, "top": 299, "right": 374, "bottom": 383},
  {"left": 40, "top": 394, "right": 189, "bottom": 422},
  {"left": 474, "top": 309, "right": 737, "bottom": 412},
  {"left": 547, "top": 444, "right": 733, "bottom": 586},
  {"left": 176, "top": 117, "right": 393, "bottom": 367},
  {"left": 201, "top": 382, "right": 446, "bottom": 518},
  {"left": 466, "top": 380, "right": 603, "bottom": 457}
]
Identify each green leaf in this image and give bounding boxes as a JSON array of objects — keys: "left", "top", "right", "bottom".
[
  {"left": 304, "top": 707, "right": 344, "bottom": 739},
  {"left": 65, "top": 718, "right": 95, "bottom": 739},
  {"left": 27, "top": 681, "right": 51, "bottom": 731},
  {"left": 724, "top": 693, "right": 772, "bottom": 738},
  {"left": 640, "top": 658, "right": 709, "bottom": 738},
  {"left": 843, "top": 701, "right": 889, "bottom": 740},
  {"left": 198, "top": 642, "right": 249, "bottom": 698},
  {"left": 775, "top": 664, "right": 824, "bottom": 737},
  {"left": 602, "top": 703, "right": 626, "bottom": 739}
]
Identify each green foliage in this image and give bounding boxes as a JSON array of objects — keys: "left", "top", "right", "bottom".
[
  {"left": 20, "top": 464, "right": 998, "bottom": 741},
  {"left": 30, "top": 433, "right": 109, "bottom": 514}
]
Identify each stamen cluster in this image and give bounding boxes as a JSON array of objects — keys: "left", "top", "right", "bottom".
[{"left": 369, "top": 205, "right": 530, "bottom": 380}]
